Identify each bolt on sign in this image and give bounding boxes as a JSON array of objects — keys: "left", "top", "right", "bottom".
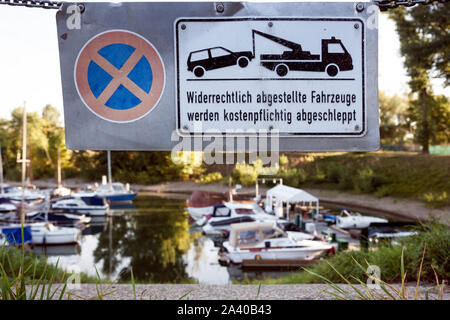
[{"left": 56, "top": 1, "right": 379, "bottom": 151}]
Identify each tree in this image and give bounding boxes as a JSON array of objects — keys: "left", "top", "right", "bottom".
[
  {"left": 378, "top": 91, "right": 411, "bottom": 146},
  {"left": 389, "top": 3, "right": 450, "bottom": 153}
]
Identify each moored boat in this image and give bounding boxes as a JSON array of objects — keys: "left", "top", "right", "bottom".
[
  {"left": 94, "top": 183, "right": 137, "bottom": 203},
  {"left": 219, "top": 222, "right": 333, "bottom": 266},
  {"left": 1, "top": 222, "right": 80, "bottom": 245},
  {"left": 336, "top": 209, "right": 388, "bottom": 229},
  {"left": 187, "top": 190, "right": 251, "bottom": 222},
  {"left": 26, "top": 210, "right": 91, "bottom": 226},
  {"left": 51, "top": 194, "right": 108, "bottom": 215},
  {"left": 201, "top": 201, "right": 282, "bottom": 236}
]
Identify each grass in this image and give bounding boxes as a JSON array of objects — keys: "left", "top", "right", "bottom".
[
  {"left": 0, "top": 246, "right": 98, "bottom": 284},
  {"left": 0, "top": 240, "right": 113, "bottom": 300},
  {"left": 244, "top": 222, "right": 449, "bottom": 285},
  {"left": 304, "top": 246, "right": 446, "bottom": 300},
  {"left": 288, "top": 151, "right": 450, "bottom": 207}
]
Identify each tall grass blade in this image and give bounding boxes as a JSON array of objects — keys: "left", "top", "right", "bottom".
[
  {"left": 131, "top": 267, "right": 136, "bottom": 300},
  {"left": 255, "top": 283, "right": 261, "bottom": 300},
  {"left": 178, "top": 290, "right": 192, "bottom": 300},
  {"left": 414, "top": 245, "right": 426, "bottom": 300}
]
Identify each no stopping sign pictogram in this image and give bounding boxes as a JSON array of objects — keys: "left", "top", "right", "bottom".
[{"left": 74, "top": 30, "right": 165, "bottom": 122}]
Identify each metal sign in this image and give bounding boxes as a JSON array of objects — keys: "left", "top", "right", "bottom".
[
  {"left": 176, "top": 18, "right": 365, "bottom": 136},
  {"left": 56, "top": 1, "right": 379, "bottom": 151}
]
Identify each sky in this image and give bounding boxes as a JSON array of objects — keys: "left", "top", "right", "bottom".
[{"left": 0, "top": 0, "right": 448, "bottom": 121}]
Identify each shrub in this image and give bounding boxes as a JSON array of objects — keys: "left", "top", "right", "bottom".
[
  {"left": 353, "top": 167, "right": 375, "bottom": 193},
  {"left": 423, "top": 192, "right": 449, "bottom": 208},
  {"left": 196, "top": 172, "right": 223, "bottom": 184},
  {"left": 277, "top": 167, "right": 307, "bottom": 187}
]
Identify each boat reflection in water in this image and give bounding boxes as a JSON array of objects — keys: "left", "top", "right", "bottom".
[
  {"left": 81, "top": 217, "right": 108, "bottom": 236},
  {"left": 32, "top": 243, "right": 81, "bottom": 257}
]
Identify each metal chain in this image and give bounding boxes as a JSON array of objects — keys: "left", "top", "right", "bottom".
[
  {"left": 0, "top": 0, "right": 448, "bottom": 12},
  {"left": 0, "top": 0, "right": 63, "bottom": 9},
  {"left": 375, "top": 0, "right": 449, "bottom": 11}
]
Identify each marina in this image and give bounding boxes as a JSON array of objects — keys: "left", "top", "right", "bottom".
[{"left": 0, "top": 184, "right": 421, "bottom": 284}]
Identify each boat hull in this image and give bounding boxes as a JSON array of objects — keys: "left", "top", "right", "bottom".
[
  {"left": 225, "top": 246, "right": 330, "bottom": 264},
  {"left": 51, "top": 205, "right": 107, "bottom": 216},
  {"left": 102, "top": 193, "right": 137, "bottom": 203}
]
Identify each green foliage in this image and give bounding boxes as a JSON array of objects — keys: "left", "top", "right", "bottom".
[
  {"left": 0, "top": 105, "right": 203, "bottom": 184},
  {"left": 0, "top": 245, "right": 103, "bottom": 300},
  {"left": 423, "top": 192, "right": 449, "bottom": 207},
  {"left": 388, "top": 5, "right": 450, "bottom": 153},
  {"left": 196, "top": 172, "right": 223, "bottom": 184},
  {"left": 353, "top": 168, "right": 375, "bottom": 193},
  {"left": 378, "top": 91, "right": 412, "bottom": 146},
  {"left": 232, "top": 158, "right": 278, "bottom": 186},
  {"left": 281, "top": 152, "right": 450, "bottom": 206}
]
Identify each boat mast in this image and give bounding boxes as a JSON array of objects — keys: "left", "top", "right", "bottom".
[
  {"left": 107, "top": 150, "right": 112, "bottom": 191},
  {"left": 57, "top": 145, "right": 62, "bottom": 188},
  {"left": 20, "top": 103, "right": 27, "bottom": 225}
]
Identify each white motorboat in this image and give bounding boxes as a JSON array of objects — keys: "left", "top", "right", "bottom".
[
  {"left": 26, "top": 210, "right": 91, "bottom": 226},
  {"left": 1, "top": 186, "right": 45, "bottom": 203},
  {"left": 219, "top": 222, "right": 332, "bottom": 265},
  {"left": 201, "top": 202, "right": 283, "bottom": 236},
  {"left": 0, "top": 198, "right": 17, "bottom": 213},
  {"left": 1, "top": 222, "right": 80, "bottom": 245},
  {"left": 51, "top": 194, "right": 108, "bottom": 215},
  {"left": 94, "top": 183, "right": 137, "bottom": 203},
  {"left": 336, "top": 209, "right": 388, "bottom": 229},
  {"left": 30, "top": 222, "right": 80, "bottom": 245}
]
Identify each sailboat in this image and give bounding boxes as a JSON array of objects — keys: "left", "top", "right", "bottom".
[
  {"left": 93, "top": 151, "right": 137, "bottom": 203},
  {"left": 52, "top": 146, "right": 72, "bottom": 197},
  {"left": 0, "top": 105, "right": 81, "bottom": 246}
]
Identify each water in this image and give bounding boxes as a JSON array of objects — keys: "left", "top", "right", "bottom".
[{"left": 41, "top": 195, "right": 235, "bottom": 284}]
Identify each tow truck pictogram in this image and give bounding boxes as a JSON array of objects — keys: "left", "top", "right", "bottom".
[{"left": 252, "top": 29, "right": 353, "bottom": 77}]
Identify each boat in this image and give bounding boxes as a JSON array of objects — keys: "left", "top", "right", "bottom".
[
  {"left": 94, "top": 182, "right": 137, "bottom": 203},
  {"left": 348, "top": 225, "right": 418, "bottom": 241},
  {"left": 1, "top": 186, "right": 45, "bottom": 204},
  {"left": 218, "top": 222, "right": 333, "bottom": 266},
  {"left": 1, "top": 222, "right": 80, "bottom": 245},
  {"left": 335, "top": 209, "right": 388, "bottom": 229},
  {"left": 0, "top": 198, "right": 18, "bottom": 213},
  {"left": 51, "top": 194, "right": 108, "bottom": 215},
  {"left": 187, "top": 190, "right": 251, "bottom": 222},
  {"left": 26, "top": 210, "right": 91, "bottom": 226},
  {"left": 201, "top": 201, "right": 284, "bottom": 236},
  {"left": 52, "top": 186, "right": 72, "bottom": 198}
]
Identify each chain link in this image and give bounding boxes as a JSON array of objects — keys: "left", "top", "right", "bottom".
[
  {"left": 0, "top": 0, "right": 63, "bottom": 9},
  {"left": 0, "top": 0, "right": 448, "bottom": 12},
  {"left": 374, "top": 0, "right": 448, "bottom": 11}
]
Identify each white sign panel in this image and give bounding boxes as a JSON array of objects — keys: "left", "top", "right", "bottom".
[{"left": 176, "top": 18, "right": 365, "bottom": 136}]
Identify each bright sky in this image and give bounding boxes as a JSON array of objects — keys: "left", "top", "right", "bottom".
[{"left": 0, "top": 0, "right": 448, "bottom": 121}]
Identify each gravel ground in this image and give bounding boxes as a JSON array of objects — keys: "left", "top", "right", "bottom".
[{"left": 60, "top": 283, "right": 448, "bottom": 300}]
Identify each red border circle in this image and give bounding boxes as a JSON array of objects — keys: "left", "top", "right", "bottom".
[{"left": 74, "top": 30, "right": 165, "bottom": 123}]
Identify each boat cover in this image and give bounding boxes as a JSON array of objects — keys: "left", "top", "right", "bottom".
[
  {"left": 266, "top": 185, "right": 318, "bottom": 203},
  {"left": 2, "top": 226, "right": 32, "bottom": 245}
]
